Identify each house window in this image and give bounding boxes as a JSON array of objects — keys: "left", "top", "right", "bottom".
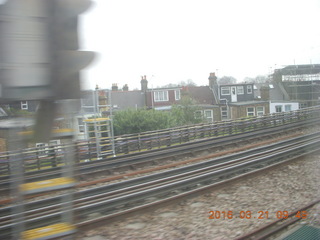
[
  {"left": 78, "top": 118, "right": 85, "bottom": 132},
  {"left": 221, "top": 87, "right": 230, "bottom": 95},
  {"left": 256, "top": 106, "right": 265, "bottom": 116},
  {"left": 285, "top": 105, "right": 291, "bottom": 112},
  {"left": 175, "top": 89, "right": 181, "bottom": 100},
  {"left": 154, "top": 91, "right": 168, "bottom": 102},
  {"left": 21, "top": 101, "right": 28, "bottom": 110},
  {"left": 247, "top": 107, "right": 255, "bottom": 116},
  {"left": 204, "top": 110, "right": 213, "bottom": 122},
  {"left": 299, "top": 103, "right": 307, "bottom": 108},
  {"left": 247, "top": 85, "right": 252, "bottom": 94},
  {"left": 237, "top": 86, "right": 244, "bottom": 94},
  {"left": 221, "top": 107, "right": 228, "bottom": 120},
  {"left": 275, "top": 105, "right": 282, "bottom": 113}
]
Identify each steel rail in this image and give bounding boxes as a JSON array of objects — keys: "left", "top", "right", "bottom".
[
  {"left": 0, "top": 133, "right": 319, "bottom": 238},
  {"left": 3, "top": 135, "right": 315, "bottom": 222},
  {"left": 1, "top": 133, "right": 319, "bottom": 215},
  {"left": 0, "top": 117, "right": 318, "bottom": 194},
  {"left": 75, "top": 139, "right": 320, "bottom": 230},
  {"left": 0, "top": 131, "right": 319, "bottom": 216}
]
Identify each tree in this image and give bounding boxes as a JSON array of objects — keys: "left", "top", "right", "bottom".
[
  {"left": 243, "top": 75, "right": 269, "bottom": 83},
  {"left": 218, "top": 76, "right": 237, "bottom": 85},
  {"left": 254, "top": 75, "right": 269, "bottom": 83},
  {"left": 161, "top": 79, "right": 197, "bottom": 88},
  {"left": 112, "top": 95, "right": 204, "bottom": 135},
  {"left": 243, "top": 77, "right": 255, "bottom": 83},
  {"left": 171, "top": 96, "right": 202, "bottom": 126},
  {"left": 161, "top": 83, "right": 178, "bottom": 88},
  {"left": 179, "top": 79, "right": 197, "bottom": 86}
]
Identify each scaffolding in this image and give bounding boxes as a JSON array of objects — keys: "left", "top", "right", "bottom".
[
  {"left": 84, "top": 117, "right": 115, "bottom": 159},
  {"left": 80, "top": 87, "right": 115, "bottom": 159}
]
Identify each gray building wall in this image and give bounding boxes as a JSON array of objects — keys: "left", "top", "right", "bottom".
[{"left": 110, "top": 91, "right": 145, "bottom": 111}]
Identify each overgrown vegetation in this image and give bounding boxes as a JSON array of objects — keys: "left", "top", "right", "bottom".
[
  {"left": 113, "top": 96, "right": 203, "bottom": 136},
  {"left": 113, "top": 109, "right": 175, "bottom": 135},
  {"left": 6, "top": 108, "right": 33, "bottom": 117}
]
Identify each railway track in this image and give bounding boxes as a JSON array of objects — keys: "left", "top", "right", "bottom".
[
  {"left": 0, "top": 131, "right": 319, "bottom": 238},
  {"left": 235, "top": 199, "right": 320, "bottom": 240},
  {"left": 0, "top": 117, "right": 318, "bottom": 194}
]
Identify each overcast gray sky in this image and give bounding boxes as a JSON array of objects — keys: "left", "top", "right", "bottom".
[{"left": 81, "top": 0, "right": 320, "bottom": 90}]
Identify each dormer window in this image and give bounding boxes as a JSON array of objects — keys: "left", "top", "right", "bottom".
[
  {"left": 237, "top": 86, "right": 244, "bottom": 94},
  {"left": 221, "top": 87, "right": 230, "bottom": 95},
  {"left": 175, "top": 89, "right": 181, "bottom": 100},
  {"left": 247, "top": 85, "right": 252, "bottom": 94},
  {"left": 154, "top": 91, "right": 168, "bottom": 102}
]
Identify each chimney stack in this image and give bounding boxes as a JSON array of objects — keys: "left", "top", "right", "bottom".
[
  {"left": 260, "top": 86, "right": 270, "bottom": 100},
  {"left": 112, "top": 83, "right": 118, "bottom": 91},
  {"left": 208, "top": 72, "right": 217, "bottom": 89},
  {"left": 123, "top": 84, "right": 129, "bottom": 91},
  {"left": 141, "top": 75, "right": 148, "bottom": 92}
]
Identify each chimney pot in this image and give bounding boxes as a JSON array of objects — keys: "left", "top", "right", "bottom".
[
  {"left": 208, "top": 72, "right": 217, "bottom": 88},
  {"left": 112, "top": 83, "right": 118, "bottom": 91},
  {"left": 140, "top": 76, "right": 148, "bottom": 92},
  {"left": 123, "top": 84, "right": 129, "bottom": 91}
]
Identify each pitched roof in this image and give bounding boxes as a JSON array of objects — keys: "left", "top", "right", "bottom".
[
  {"left": 254, "top": 82, "right": 287, "bottom": 101},
  {"left": 183, "top": 86, "right": 217, "bottom": 105}
]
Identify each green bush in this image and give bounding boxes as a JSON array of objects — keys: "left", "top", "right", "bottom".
[
  {"left": 113, "top": 109, "right": 176, "bottom": 135},
  {"left": 113, "top": 97, "right": 203, "bottom": 135}
]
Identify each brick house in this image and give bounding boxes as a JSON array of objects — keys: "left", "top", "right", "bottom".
[
  {"left": 227, "top": 101, "right": 269, "bottom": 119},
  {"left": 205, "top": 73, "right": 269, "bottom": 119},
  {"left": 183, "top": 85, "right": 219, "bottom": 122}
]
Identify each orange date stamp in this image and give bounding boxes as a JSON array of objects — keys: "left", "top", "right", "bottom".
[{"left": 208, "top": 210, "right": 307, "bottom": 220}]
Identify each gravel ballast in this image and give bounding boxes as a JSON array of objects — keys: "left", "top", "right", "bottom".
[{"left": 80, "top": 152, "right": 320, "bottom": 240}]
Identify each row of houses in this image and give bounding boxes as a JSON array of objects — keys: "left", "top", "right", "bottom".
[{"left": 1, "top": 64, "right": 320, "bottom": 142}]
